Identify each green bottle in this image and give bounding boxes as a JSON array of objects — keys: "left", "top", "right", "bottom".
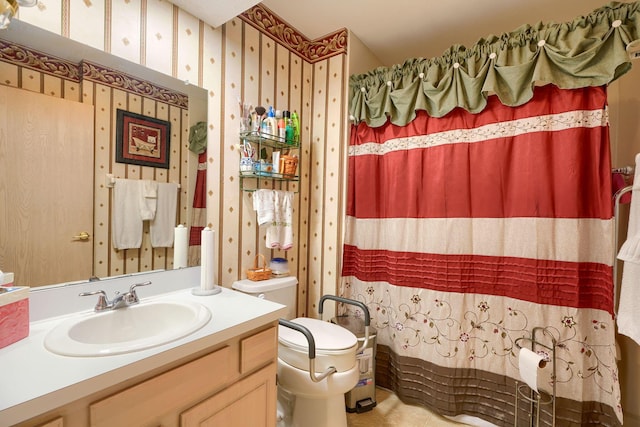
[
  {"left": 291, "top": 111, "right": 300, "bottom": 144},
  {"left": 283, "top": 110, "right": 293, "bottom": 144}
]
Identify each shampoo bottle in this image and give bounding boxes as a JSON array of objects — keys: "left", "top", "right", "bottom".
[
  {"left": 283, "top": 111, "right": 293, "bottom": 144},
  {"left": 291, "top": 111, "right": 300, "bottom": 143},
  {"left": 266, "top": 106, "right": 277, "bottom": 137}
]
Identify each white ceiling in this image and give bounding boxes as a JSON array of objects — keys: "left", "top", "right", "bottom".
[{"left": 170, "top": 0, "right": 629, "bottom": 66}]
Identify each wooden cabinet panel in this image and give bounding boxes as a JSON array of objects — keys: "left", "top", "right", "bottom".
[
  {"left": 240, "top": 326, "right": 276, "bottom": 374},
  {"left": 14, "top": 324, "right": 279, "bottom": 427},
  {"left": 36, "top": 418, "right": 63, "bottom": 427},
  {"left": 180, "top": 363, "right": 276, "bottom": 427},
  {"left": 89, "top": 346, "right": 232, "bottom": 427}
]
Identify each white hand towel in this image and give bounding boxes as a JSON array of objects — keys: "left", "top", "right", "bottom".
[
  {"left": 150, "top": 182, "right": 179, "bottom": 248},
  {"left": 617, "top": 153, "right": 640, "bottom": 345},
  {"left": 112, "top": 178, "right": 143, "bottom": 249},
  {"left": 253, "top": 189, "right": 275, "bottom": 225},
  {"left": 139, "top": 180, "right": 158, "bottom": 220},
  {"left": 266, "top": 190, "right": 294, "bottom": 250}
]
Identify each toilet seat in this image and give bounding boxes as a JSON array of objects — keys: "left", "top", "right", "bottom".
[{"left": 278, "top": 317, "right": 358, "bottom": 372}]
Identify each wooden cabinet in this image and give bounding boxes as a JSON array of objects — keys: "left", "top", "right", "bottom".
[
  {"left": 14, "top": 325, "right": 278, "bottom": 427},
  {"left": 180, "top": 363, "right": 276, "bottom": 427},
  {"left": 89, "top": 346, "right": 234, "bottom": 427},
  {"left": 36, "top": 418, "right": 63, "bottom": 427},
  {"left": 181, "top": 328, "right": 278, "bottom": 426}
]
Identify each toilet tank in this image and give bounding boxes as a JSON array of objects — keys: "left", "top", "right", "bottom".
[{"left": 232, "top": 276, "right": 297, "bottom": 320}]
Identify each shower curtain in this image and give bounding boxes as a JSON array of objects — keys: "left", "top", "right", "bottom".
[
  {"left": 188, "top": 151, "right": 207, "bottom": 265},
  {"left": 341, "top": 84, "right": 621, "bottom": 426}
]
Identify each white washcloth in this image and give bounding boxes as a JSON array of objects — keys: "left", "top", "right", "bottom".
[
  {"left": 139, "top": 180, "right": 158, "bottom": 220},
  {"left": 143, "top": 180, "right": 158, "bottom": 198},
  {"left": 150, "top": 182, "right": 179, "bottom": 247},
  {"left": 266, "top": 190, "right": 294, "bottom": 250},
  {"left": 617, "top": 153, "right": 640, "bottom": 345},
  {"left": 253, "top": 189, "right": 275, "bottom": 225},
  {"left": 112, "top": 178, "right": 143, "bottom": 249}
]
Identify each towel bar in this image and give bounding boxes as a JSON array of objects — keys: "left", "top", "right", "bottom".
[{"left": 105, "top": 174, "right": 181, "bottom": 189}]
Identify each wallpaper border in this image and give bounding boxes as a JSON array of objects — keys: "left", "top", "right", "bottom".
[
  {"left": 240, "top": 4, "right": 347, "bottom": 63},
  {"left": 0, "top": 39, "right": 188, "bottom": 109}
]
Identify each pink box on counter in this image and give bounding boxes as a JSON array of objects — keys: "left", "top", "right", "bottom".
[{"left": 0, "top": 286, "right": 29, "bottom": 349}]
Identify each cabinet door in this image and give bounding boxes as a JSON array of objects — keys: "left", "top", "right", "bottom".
[
  {"left": 36, "top": 418, "right": 64, "bottom": 427},
  {"left": 90, "top": 346, "right": 232, "bottom": 427},
  {"left": 180, "top": 363, "right": 276, "bottom": 427}
]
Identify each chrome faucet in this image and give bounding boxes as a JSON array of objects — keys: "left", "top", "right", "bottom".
[{"left": 79, "top": 281, "right": 152, "bottom": 312}]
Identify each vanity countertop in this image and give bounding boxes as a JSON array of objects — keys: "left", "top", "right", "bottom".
[{"left": 0, "top": 270, "right": 286, "bottom": 426}]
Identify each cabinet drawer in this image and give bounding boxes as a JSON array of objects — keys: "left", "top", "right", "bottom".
[
  {"left": 240, "top": 326, "right": 276, "bottom": 374},
  {"left": 89, "top": 346, "right": 232, "bottom": 427}
]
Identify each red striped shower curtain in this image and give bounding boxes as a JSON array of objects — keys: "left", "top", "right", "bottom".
[
  {"left": 188, "top": 151, "right": 207, "bottom": 265},
  {"left": 342, "top": 85, "right": 621, "bottom": 426}
]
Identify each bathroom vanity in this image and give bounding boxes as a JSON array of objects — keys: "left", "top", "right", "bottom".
[{"left": 0, "top": 268, "right": 286, "bottom": 427}]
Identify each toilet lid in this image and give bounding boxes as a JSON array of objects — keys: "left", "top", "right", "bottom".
[{"left": 279, "top": 317, "right": 357, "bottom": 352}]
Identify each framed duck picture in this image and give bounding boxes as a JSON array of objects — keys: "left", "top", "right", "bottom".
[{"left": 115, "top": 109, "right": 171, "bottom": 169}]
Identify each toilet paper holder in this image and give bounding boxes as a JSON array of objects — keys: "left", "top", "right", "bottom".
[{"left": 514, "top": 327, "right": 557, "bottom": 427}]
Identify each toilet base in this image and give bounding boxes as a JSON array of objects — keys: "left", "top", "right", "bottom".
[
  {"left": 277, "top": 360, "right": 359, "bottom": 427},
  {"left": 277, "top": 386, "right": 349, "bottom": 427},
  {"left": 294, "top": 392, "right": 348, "bottom": 427}
]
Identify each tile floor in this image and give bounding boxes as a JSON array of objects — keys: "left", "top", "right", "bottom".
[{"left": 346, "top": 387, "right": 467, "bottom": 427}]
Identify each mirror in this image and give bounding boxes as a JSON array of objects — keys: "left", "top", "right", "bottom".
[{"left": 0, "top": 20, "right": 207, "bottom": 288}]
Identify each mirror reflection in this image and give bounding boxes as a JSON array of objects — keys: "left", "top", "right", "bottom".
[{"left": 0, "top": 20, "right": 207, "bottom": 288}]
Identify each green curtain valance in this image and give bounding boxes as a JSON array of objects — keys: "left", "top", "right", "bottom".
[{"left": 349, "top": 1, "right": 640, "bottom": 128}]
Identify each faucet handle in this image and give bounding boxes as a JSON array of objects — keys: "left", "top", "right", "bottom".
[
  {"left": 79, "top": 290, "right": 110, "bottom": 311},
  {"left": 126, "top": 281, "right": 152, "bottom": 304}
]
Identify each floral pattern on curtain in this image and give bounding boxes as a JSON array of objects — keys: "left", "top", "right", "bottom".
[{"left": 341, "top": 85, "right": 620, "bottom": 426}]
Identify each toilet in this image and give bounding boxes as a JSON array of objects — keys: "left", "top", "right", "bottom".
[{"left": 232, "top": 276, "right": 370, "bottom": 427}]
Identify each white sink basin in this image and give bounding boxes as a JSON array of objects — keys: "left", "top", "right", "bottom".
[{"left": 44, "top": 300, "right": 211, "bottom": 357}]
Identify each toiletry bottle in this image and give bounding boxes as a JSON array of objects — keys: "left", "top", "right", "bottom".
[
  {"left": 277, "top": 110, "right": 286, "bottom": 141},
  {"left": 283, "top": 110, "right": 293, "bottom": 144},
  {"left": 266, "top": 106, "right": 277, "bottom": 137},
  {"left": 291, "top": 111, "right": 300, "bottom": 143},
  {"left": 261, "top": 116, "right": 270, "bottom": 136}
]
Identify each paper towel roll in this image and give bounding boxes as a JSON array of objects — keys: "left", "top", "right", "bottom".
[
  {"left": 518, "top": 347, "right": 546, "bottom": 392},
  {"left": 200, "top": 227, "right": 216, "bottom": 291},
  {"left": 173, "top": 225, "right": 188, "bottom": 269}
]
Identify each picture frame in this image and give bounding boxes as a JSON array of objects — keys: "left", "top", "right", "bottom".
[{"left": 115, "top": 109, "right": 171, "bottom": 169}]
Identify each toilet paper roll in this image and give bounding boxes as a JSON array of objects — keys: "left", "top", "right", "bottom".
[
  {"left": 191, "top": 227, "right": 221, "bottom": 296},
  {"left": 518, "top": 347, "right": 547, "bottom": 392},
  {"left": 173, "top": 225, "right": 188, "bottom": 269},
  {"left": 200, "top": 227, "right": 215, "bottom": 290}
]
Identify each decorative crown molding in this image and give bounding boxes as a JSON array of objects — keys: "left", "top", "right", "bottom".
[
  {"left": 0, "top": 40, "right": 80, "bottom": 81},
  {"left": 240, "top": 4, "right": 347, "bottom": 63},
  {"left": 0, "top": 39, "right": 188, "bottom": 109},
  {"left": 82, "top": 61, "right": 188, "bottom": 109}
]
